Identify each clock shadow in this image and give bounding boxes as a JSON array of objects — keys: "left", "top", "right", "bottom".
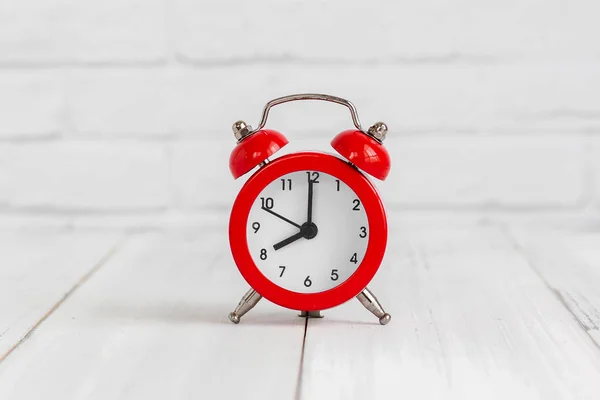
[
  {"left": 94, "top": 301, "right": 303, "bottom": 327},
  {"left": 306, "top": 317, "right": 382, "bottom": 327}
]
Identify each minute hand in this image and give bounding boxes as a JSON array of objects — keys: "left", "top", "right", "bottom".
[
  {"left": 307, "top": 178, "right": 314, "bottom": 223},
  {"left": 262, "top": 207, "right": 301, "bottom": 229}
]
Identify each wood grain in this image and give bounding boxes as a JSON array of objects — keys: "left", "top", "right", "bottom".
[
  {"left": 507, "top": 227, "right": 600, "bottom": 348},
  {"left": 0, "top": 231, "right": 306, "bottom": 400},
  {"left": 0, "top": 231, "right": 119, "bottom": 360},
  {"left": 299, "top": 226, "right": 600, "bottom": 400},
  {"left": 2, "top": 225, "right": 600, "bottom": 399}
]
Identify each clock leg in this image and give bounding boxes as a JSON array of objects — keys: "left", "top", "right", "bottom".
[
  {"left": 228, "top": 288, "right": 262, "bottom": 324},
  {"left": 298, "top": 310, "right": 324, "bottom": 318},
  {"left": 356, "top": 287, "right": 391, "bottom": 325}
]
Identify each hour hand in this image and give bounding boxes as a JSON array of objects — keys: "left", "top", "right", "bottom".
[{"left": 273, "top": 231, "right": 304, "bottom": 251}]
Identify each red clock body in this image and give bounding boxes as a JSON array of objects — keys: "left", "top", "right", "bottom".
[{"left": 229, "top": 151, "right": 387, "bottom": 311}]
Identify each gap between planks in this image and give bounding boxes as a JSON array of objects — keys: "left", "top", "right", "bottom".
[
  {"left": 294, "top": 316, "right": 309, "bottom": 400},
  {"left": 0, "top": 238, "right": 125, "bottom": 363},
  {"left": 500, "top": 224, "right": 600, "bottom": 352}
]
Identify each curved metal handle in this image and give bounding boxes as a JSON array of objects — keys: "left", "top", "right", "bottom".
[{"left": 252, "top": 93, "right": 364, "bottom": 133}]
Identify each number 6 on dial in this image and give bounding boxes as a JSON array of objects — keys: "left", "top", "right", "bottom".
[{"left": 226, "top": 94, "right": 392, "bottom": 325}]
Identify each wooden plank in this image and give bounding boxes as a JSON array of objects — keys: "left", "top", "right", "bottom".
[
  {"left": 299, "top": 225, "right": 600, "bottom": 400},
  {"left": 508, "top": 227, "right": 600, "bottom": 347},
  {"left": 0, "top": 230, "right": 119, "bottom": 360},
  {"left": 0, "top": 231, "right": 305, "bottom": 400}
]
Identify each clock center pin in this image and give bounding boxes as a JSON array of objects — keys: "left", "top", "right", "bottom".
[{"left": 300, "top": 222, "right": 318, "bottom": 240}]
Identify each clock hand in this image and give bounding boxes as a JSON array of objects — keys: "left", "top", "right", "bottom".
[
  {"left": 273, "top": 231, "right": 304, "bottom": 251},
  {"left": 262, "top": 207, "right": 302, "bottom": 229},
  {"left": 307, "top": 176, "right": 314, "bottom": 223},
  {"left": 273, "top": 221, "right": 319, "bottom": 251}
]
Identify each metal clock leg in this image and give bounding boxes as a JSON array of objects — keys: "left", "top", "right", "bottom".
[
  {"left": 356, "top": 287, "right": 391, "bottom": 325},
  {"left": 228, "top": 288, "right": 262, "bottom": 324},
  {"left": 298, "top": 310, "right": 324, "bottom": 318}
]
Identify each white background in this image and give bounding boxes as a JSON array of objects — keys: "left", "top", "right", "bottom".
[
  {"left": 1, "top": 0, "right": 599, "bottom": 228},
  {"left": 2, "top": 3, "right": 600, "bottom": 398}
]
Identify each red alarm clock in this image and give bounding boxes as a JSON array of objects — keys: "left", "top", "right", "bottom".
[{"left": 227, "top": 94, "right": 391, "bottom": 325}]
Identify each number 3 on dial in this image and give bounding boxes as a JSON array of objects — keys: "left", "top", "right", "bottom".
[
  {"left": 230, "top": 152, "right": 387, "bottom": 312},
  {"left": 245, "top": 168, "right": 369, "bottom": 294}
]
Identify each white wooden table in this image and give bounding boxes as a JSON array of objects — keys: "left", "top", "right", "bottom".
[{"left": 1, "top": 218, "right": 600, "bottom": 400}]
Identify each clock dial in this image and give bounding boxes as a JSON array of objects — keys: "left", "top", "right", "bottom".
[{"left": 246, "top": 170, "right": 369, "bottom": 293}]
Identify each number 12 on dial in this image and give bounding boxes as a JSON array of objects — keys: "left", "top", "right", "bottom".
[
  {"left": 230, "top": 152, "right": 387, "bottom": 314},
  {"left": 247, "top": 169, "right": 368, "bottom": 294}
]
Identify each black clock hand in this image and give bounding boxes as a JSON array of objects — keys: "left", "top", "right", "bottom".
[
  {"left": 273, "top": 231, "right": 304, "bottom": 251},
  {"left": 307, "top": 176, "right": 314, "bottom": 223},
  {"left": 262, "top": 207, "right": 301, "bottom": 229}
]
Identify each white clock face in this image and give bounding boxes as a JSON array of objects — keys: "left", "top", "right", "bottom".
[{"left": 246, "top": 170, "right": 369, "bottom": 293}]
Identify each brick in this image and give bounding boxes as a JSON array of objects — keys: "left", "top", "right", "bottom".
[
  {"left": 68, "top": 70, "right": 174, "bottom": 136},
  {"left": 386, "top": 135, "right": 587, "bottom": 208},
  {"left": 0, "top": 0, "right": 166, "bottom": 63},
  {"left": 173, "top": 0, "right": 600, "bottom": 62},
  {"left": 172, "top": 136, "right": 587, "bottom": 210},
  {"left": 593, "top": 138, "right": 600, "bottom": 208},
  {"left": 70, "top": 64, "right": 600, "bottom": 137},
  {"left": 0, "top": 142, "right": 169, "bottom": 210},
  {"left": 171, "top": 139, "right": 338, "bottom": 210},
  {"left": 171, "top": 139, "right": 240, "bottom": 211},
  {"left": 0, "top": 72, "right": 63, "bottom": 137}
]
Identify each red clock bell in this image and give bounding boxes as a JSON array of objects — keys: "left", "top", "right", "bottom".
[{"left": 227, "top": 94, "right": 391, "bottom": 325}]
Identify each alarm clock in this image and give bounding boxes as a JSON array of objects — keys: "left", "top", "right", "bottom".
[{"left": 227, "top": 94, "right": 391, "bottom": 325}]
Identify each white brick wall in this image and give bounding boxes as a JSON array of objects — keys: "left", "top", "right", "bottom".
[
  {"left": 61, "top": 65, "right": 600, "bottom": 137},
  {"left": 0, "top": 142, "right": 169, "bottom": 211},
  {"left": 593, "top": 138, "right": 600, "bottom": 210},
  {"left": 0, "top": 0, "right": 166, "bottom": 63},
  {"left": 170, "top": 136, "right": 588, "bottom": 212},
  {"left": 0, "top": 0, "right": 599, "bottom": 223},
  {"left": 172, "top": 0, "right": 599, "bottom": 62},
  {"left": 0, "top": 72, "right": 63, "bottom": 138}
]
